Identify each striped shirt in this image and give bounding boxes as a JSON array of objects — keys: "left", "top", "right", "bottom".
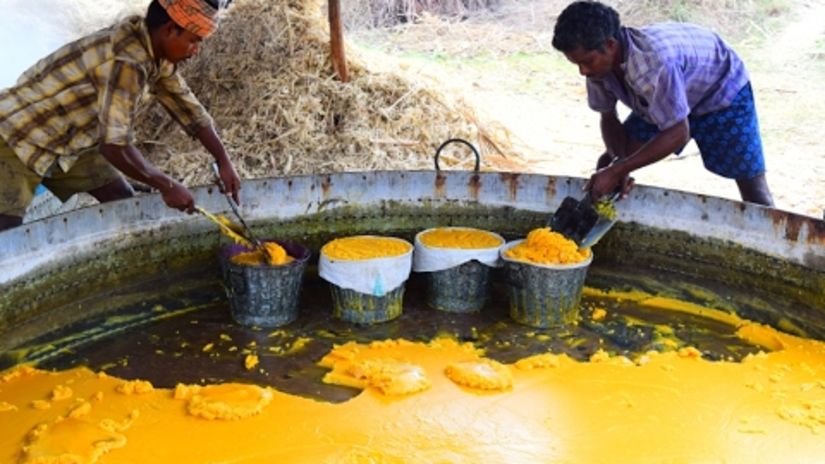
[
  {"left": 0, "top": 16, "right": 213, "bottom": 176},
  {"left": 586, "top": 23, "right": 750, "bottom": 130}
]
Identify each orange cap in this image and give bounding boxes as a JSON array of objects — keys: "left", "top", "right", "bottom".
[{"left": 158, "top": 0, "right": 219, "bottom": 38}]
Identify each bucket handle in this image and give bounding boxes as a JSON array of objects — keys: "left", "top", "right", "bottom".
[{"left": 434, "top": 138, "right": 481, "bottom": 172}]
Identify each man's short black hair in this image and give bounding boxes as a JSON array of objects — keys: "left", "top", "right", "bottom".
[
  {"left": 145, "top": 0, "right": 175, "bottom": 31},
  {"left": 552, "top": 1, "right": 622, "bottom": 53}
]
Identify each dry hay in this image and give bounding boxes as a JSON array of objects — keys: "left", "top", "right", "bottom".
[
  {"left": 136, "top": 0, "right": 519, "bottom": 187},
  {"left": 615, "top": 0, "right": 788, "bottom": 38},
  {"left": 342, "top": 0, "right": 501, "bottom": 29},
  {"left": 346, "top": 0, "right": 786, "bottom": 58},
  {"left": 351, "top": 9, "right": 555, "bottom": 58}
]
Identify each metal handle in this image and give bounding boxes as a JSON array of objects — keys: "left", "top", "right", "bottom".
[
  {"left": 434, "top": 138, "right": 481, "bottom": 172},
  {"left": 210, "top": 163, "right": 271, "bottom": 261},
  {"left": 211, "top": 163, "right": 252, "bottom": 234}
]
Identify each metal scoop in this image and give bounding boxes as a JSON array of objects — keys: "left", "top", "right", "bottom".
[
  {"left": 210, "top": 163, "right": 273, "bottom": 262},
  {"left": 548, "top": 191, "right": 618, "bottom": 249}
]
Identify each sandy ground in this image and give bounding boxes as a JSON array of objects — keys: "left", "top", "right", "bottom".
[{"left": 354, "top": 0, "right": 825, "bottom": 218}]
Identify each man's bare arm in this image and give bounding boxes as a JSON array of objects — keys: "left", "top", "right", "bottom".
[
  {"left": 196, "top": 125, "right": 241, "bottom": 203},
  {"left": 100, "top": 143, "right": 195, "bottom": 213}
]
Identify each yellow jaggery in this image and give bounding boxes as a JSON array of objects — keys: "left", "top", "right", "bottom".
[
  {"left": 444, "top": 359, "right": 513, "bottom": 391},
  {"left": 50, "top": 385, "right": 72, "bottom": 401},
  {"left": 30, "top": 399, "right": 50, "bottom": 410},
  {"left": 230, "top": 242, "right": 294, "bottom": 266},
  {"left": 594, "top": 199, "right": 618, "bottom": 220},
  {"left": 322, "top": 236, "right": 411, "bottom": 260},
  {"left": 115, "top": 380, "right": 154, "bottom": 395},
  {"left": 319, "top": 341, "right": 424, "bottom": 395},
  {"left": 174, "top": 383, "right": 273, "bottom": 421},
  {"left": 514, "top": 353, "right": 563, "bottom": 370},
  {"left": 68, "top": 401, "right": 92, "bottom": 419},
  {"left": 323, "top": 358, "right": 431, "bottom": 396},
  {"left": 244, "top": 354, "right": 259, "bottom": 371},
  {"left": 20, "top": 417, "right": 128, "bottom": 464},
  {"left": 2, "top": 295, "right": 825, "bottom": 462},
  {"left": 504, "top": 227, "right": 591, "bottom": 265},
  {"left": 419, "top": 228, "right": 503, "bottom": 249},
  {"left": 216, "top": 215, "right": 244, "bottom": 235},
  {"left": 0, "top": 401, "right": 17, "bottom": 412},
  {"left": 197, "top": 208, "right": 253, "bottom": 248}
]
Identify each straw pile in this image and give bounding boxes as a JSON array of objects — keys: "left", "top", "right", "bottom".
[
  {"left": 136, "top": 0, "right": 519, "bottom": 187},
  {"left": 342, "top": 0, "right": 499, "bottom": 29}
]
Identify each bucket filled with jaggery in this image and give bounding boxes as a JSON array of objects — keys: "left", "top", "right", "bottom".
[
  {"left": 319, "top": 235, "right": 413, "bottom": 324},
  {"left": 500, "top": 228, "right": 593, "bottom": 328},
  {"left": 220, "top": 240, "right": 310, "bottom": 327},
  {"left": 413, "top": 226, "right": 504, "bottom": 313}
]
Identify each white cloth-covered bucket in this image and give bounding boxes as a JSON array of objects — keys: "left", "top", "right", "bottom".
[
  {"left": 412, "top": 227, "right": 504, "bottom": 273},
  {"left": 319, "top": 236, "right": 413, "bottom": 297}
]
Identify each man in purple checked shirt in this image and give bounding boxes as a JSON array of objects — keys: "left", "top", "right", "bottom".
[{"left": 552, "top": 1, "right": 774, "bottom": 206}]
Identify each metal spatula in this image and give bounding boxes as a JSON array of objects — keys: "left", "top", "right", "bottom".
[
  {"left": 196, "top": 206, "right": 255, "bottom": 249},
  {"left": 548, "top": 192, "right": 618, "bottom": 249},
  {"left": 210, "top": 163, "right": 273, "bottom": 262}
]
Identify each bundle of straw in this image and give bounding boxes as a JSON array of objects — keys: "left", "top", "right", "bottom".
[{"left": 136, "top": 0, "right": 517, "bottom": 187}]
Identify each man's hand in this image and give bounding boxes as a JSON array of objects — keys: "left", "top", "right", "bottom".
[
  {"left": 590, "top": 154, "right": 635, "bottom": 200},
  {"left": 159, "top": 179, "right": 195, "bottom": 213},
  {"left": 101, "top": 143, "right": 197, "bottom": 214},
  {"left": 589, "top": 118, "right": 689, "bottom": 200},
  {"left": 216, "top": 160, "right": 241, "bottom": 204}
]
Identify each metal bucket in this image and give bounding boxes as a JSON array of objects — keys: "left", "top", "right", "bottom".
[
  {"left": 424, "top": 260, "right": 491, "bottom": 313},
  {"left": 500, "top": 240, "right": 593, "bottom": 328},
  {"left": 220, "top": 241, "right": 310, "bottom": 327},
  {"left": 330, "top": 283, "right": 405, "bottom": 324}
]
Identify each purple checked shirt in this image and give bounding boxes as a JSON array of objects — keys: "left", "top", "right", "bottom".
[{"left": 586, "top": 23, "right": 750, "bottom": 130}]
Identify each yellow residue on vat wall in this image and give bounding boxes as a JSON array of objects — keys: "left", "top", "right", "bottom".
[
  {"left": 230, "top": 242, "right": 294, "bottom": 266},
  {"left": 504, "top": 227, "right": 591, "bottom": 265},
  {"left": 1, "top": 304, "right": 824, "bottom": 462},
  {"left": 419, "top": 228, "right": 503, "bottom": 249},
  {"left": 583, "top": 287, "right": 746, "bottom": 329},
  {"left": 322, "top": 236, "right": 411, "bottom": 260}
]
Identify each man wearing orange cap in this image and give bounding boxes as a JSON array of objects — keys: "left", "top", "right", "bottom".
[{"left": 0, "top": 0, "right": 239, "bottom": 232}]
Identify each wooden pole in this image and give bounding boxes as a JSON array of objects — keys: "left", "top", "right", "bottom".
[{"left": 328, "top": 0, "right": 349, "bottom": 83}]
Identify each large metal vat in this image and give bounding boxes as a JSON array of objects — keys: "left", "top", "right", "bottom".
[{"left": 0, "top": 171, "right": 823, "bottom": 395}]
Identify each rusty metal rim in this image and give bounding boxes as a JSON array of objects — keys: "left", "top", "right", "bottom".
[{"left": 1, "top": 171, "right": 823, "bottom": 286}]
